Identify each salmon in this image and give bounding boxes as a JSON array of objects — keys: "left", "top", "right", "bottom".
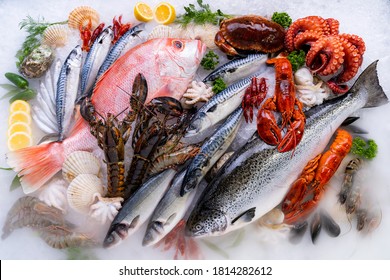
[{"left": 6, "top": 38, "right": 206, "bottom": 194}]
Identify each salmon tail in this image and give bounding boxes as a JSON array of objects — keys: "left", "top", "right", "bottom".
[
  {"left": 351, "top": 60, "right": 389, "bottom": 108},
  {"left": 6, "top": 141, "right": 64, "bottom": 194}
]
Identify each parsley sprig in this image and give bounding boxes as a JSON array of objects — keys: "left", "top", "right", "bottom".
[{"left": 176, "top": 0, "right": 231, "bottom": 27}]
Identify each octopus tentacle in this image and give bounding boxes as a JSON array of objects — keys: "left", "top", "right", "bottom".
[
  {"left": 325, "top": 18, "right": 340, "bottom": 35},
  {"left": 335, "top": 38, "right": 362, "bottom": 83},
  {"left": 339, "top": 33, "right": 366, "bottom": 59},
  {"left": 306, "top": 35, "right": 345, "bottom": 76},
  {"left": 285, "top": 16, "right": 328, "bottom": 51},
  {"left": 293, "top": 30, "right": 323, "bottom": 50}
]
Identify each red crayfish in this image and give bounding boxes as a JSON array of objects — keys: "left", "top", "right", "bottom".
[
  {"left": 282, "top": 129, "right": 353, "bottom": 224},
  {"left": 257, "top": 56, "right": 306, "bottom": 153}
]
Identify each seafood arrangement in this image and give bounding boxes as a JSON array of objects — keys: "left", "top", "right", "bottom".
[{"left": 0, "top": 0, "right": 389, "bottom": 260}]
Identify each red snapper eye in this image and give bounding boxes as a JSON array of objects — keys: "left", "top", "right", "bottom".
[{"left": 173, "top": 40, "right": 183, "bottom": 49}]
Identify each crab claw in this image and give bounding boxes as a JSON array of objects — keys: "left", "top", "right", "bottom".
[{"left": 214, "top": 31, "right": 240, "bottom": 57}]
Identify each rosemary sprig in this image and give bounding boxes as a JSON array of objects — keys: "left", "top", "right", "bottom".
[
  {"left": 175, "top": 0, "right": 231, "bottom": 27},
  {"left": 16, "top": 15, "right": 67, "bottom": 67}
]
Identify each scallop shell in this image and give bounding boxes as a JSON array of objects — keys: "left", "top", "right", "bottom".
[
  {"left": 62, "top": 151, "right": 101, "bottom": 182},
  {"left": 67, "top": 174, "right": 104, "bottom": 214},
  {"left": 68, "top": 6, "right": 100, "bottom": 29},
  {"left": 147, "top": 25, "right": 180, "bottom": 40},
  {"left": 42, "top": 24, "right": 69, "bottom": 48}
]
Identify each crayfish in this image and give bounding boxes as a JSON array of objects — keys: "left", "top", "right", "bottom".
[
  {"left": 257, "top": 56, "right": 306, "bottom": 153},
  {"left": 282, "top": 129, "right": 353, "bottom": 224},
  {"left": 80, "top": 73, "right": 147, "bottom": 198},
  {"left": 241, "top": 77, "right": 268, "bottom": 123}
]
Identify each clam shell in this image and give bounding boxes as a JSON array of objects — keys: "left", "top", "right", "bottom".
[
  {"left": 68, "top": 6, "right": 100, "bottom": 29},
  {"left": 42, "top": 24, "right": 69, "bottom": 48},
  {"left": 62, "top": 151, "right": 101, "bottom": 182},
  {"left": 67, "top": 174, "right": 104, "bottom": 214},
  {"left": 147, "top": 25, "right": 180, "bottom": 40}
]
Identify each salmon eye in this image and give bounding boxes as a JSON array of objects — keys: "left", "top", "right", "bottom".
[{"left": 173, "top": 40, "right": 183, "bottom": 49}]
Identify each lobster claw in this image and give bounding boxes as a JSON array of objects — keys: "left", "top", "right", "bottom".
[
  {"left": 257, "top": 109, "right": 282, "bottom": 146},
  {"left": 277, "top": 119, "right": 305, "bottom": 153}
]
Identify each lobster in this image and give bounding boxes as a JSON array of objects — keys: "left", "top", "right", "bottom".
[
  {"left": 79, "top": 20, "right": 105, "bottom": 52},
  {"left": 282, "top": 129, "right": 353, "bottom": 224},
  {"left": 257, "top": 56, "right": 306, "bottom": 153},
  {"left": 241, "top": 77, "right": 268, "bottom": 123}
]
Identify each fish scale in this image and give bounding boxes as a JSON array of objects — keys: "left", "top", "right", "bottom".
[{"left": 186, "top": 61, "right": 388, "bottom": 237}]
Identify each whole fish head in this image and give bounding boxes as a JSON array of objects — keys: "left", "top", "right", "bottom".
[
  {"left": 98, "top": 27, "right": 114, "bottom": 44},
  {"left": 185, "top": 112, "right": 212, "bottom": 138},
  {"left": 186, "top": 208, "right": 228, "bottom": 237},
  {"left": 103, "top": 222, "right": 129, "bottom": 248},
  {"left": 68, "top": 45, "right": 82, "bottom": 67},
  {"left": 156, "top": 38, "right": 206, "bottom": 79},
  {"left": 142, "top": 220, "right": 164, "bottom": 247}
]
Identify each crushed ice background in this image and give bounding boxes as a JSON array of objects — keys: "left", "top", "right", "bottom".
[{"left": 0, "top": 0, "right": 390, "bottom": 259}]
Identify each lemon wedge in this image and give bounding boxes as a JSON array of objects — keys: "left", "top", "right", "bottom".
[
  {"left": 8, "top": 131, "right": 33, "bottom": 151},
  {"left": 8, "top": 111, "right": 32, "bottom": 126},
  {"left": 8, "top": 122, "right": 32, "bottom": 137},
  {"left": 9, "top": 100, "right": 31, "bottom": 114},
  {"left": 154, "top": 2, "right": 176, "bottom": 25},
  {"left": 134, "top": 2, "right": 154, "bottom": 22}
]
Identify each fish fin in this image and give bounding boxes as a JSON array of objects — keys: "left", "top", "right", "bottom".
[
  {"left": 129, "top": 215, "right": 140, "bottom": 229},
  {"left": 231, "top": 207, "right": 256, "bottom": 225},
  {"left": 37, "top": 133, "right": 60, "bottom": 144},
  {"left": 344, "top": 125, "right": 369, "bottom": 135},
  {"left": 165, "top": 213, "right": 177, "bottom": 226},
  {"left": 6, "top": 141, "right": 65, "bottom": 194},
  {"left": 207, "top": 104, "right": 218, "bottom": 113},
  {"left": 350, "top": 60, "right": 388, "bottom": 108},
  {"left": 341, "top": 116, "right": 360, "bottom": 126}
]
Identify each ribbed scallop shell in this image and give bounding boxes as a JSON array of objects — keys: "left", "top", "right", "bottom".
[
  {"left": 68, "top": 6, "right": 100, "bottom": 29},
  {"left": 147, "top": 25, "right": 180, "bottom": 40},
  {"left": 42, "top": 24, "right": 69, "bottom": 48},
  {"left": 62, "top": 151, "right": 101, "bottom": 183},
  {"left": 67, "top": 174, "right": 104, "bottom": 214}
]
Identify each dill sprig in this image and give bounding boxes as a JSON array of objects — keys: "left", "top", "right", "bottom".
[
  {"left": 175, "top": 0, "right": 231, "bottom": 27},
  {"left": 16, "top": 15, "right": 67, "bottom": 67}
]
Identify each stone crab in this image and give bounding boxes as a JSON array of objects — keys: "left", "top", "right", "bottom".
[{"left": 214, "top": 15, "right": 285, "bottom": 57}]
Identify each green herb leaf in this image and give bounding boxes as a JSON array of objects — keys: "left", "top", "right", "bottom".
[
  {"left": 212, "top": 77, "right": 227, "bottom": 94},
  {"left": 176, "top": 0, "right": 231, "bottom": 27},
  {"left": 0, "top": 84, "right": 19, "bottom": 91},
  {"left": 66, "top": 247, "right": 97, "bottom": 260},
  {"left": 287, "top": 50, "right": 306, "bottom": 72},
  {"left": 200, "top": 50, "right": 219, "bottom": 70},
  {"left": 10, "top": 175, "right": 21, "bottom": 191},
  {"left": 350, "top": 137, "right": 378, "bottom": 159},
  {"left": 0, "top": 167, "right": 13, "bottom": 171},
  {"left": 271, "top": 12, "right": 292, "bottom": 28},
  {"left": 1, "top": 88, "right": 24, "bottom": 100}
]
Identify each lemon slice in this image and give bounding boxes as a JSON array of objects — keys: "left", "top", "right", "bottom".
[
  {"left": 154, "top": 2, "right": 176, "bottom": 25},
  {"left": 8, "top": 122, "right": 32, "bottom": 137},
  {"left": 8, "top": 111, "right": 32, "bottom": 126},
  {"left": 8, "top": 131, "right": 33, "bottom": 151},
  {"left": 134, "top": 2, "right": 154, "bottom": 22},
  {"left": 10, "top": 100, "right": 31, "bottom": 114}
]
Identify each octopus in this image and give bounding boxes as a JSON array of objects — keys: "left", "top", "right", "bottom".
[
  {"left": 181, "top": 81, "right": 213, "bottom": 108},
  {"left": 215, "top": 15, "right": 285, "bottom": 56},
  {"left": 285, "top": 16, "right": 366, "bottom": 89}
]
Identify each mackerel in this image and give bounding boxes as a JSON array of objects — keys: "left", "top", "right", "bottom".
[
  {"left": 55, "top": 45, "right": 82, "bottom": 141},
  {"left": 186, "top": 61, "right": 388, "bottom": 237},
  {"left": 185, "top": 75, "right": 259, "bottom": 141},
  {"left": 181, "top": 107, "right": 243, "bottom": 195},
  {"left": 103, "top": 169, "right": 176, "bottom": 248},
  {"left": 202, "top": 54, "right": 267, "bottom": 85},
  {"left": 80, "top": 27, "right": 113, "bottom": 97},
  {"left": 95, "top": 23, "right": 145, "bottom": 81},
  {"left": 142, "top": 168, "right": 195, "bottom": 247}
]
